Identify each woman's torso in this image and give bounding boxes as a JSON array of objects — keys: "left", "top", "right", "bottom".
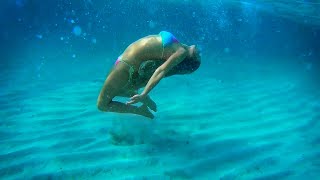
[
  {"left": 120, "top": 35, "right": 179, "bottom": 71},
  {"left": 118, "top": 32, "right": 182, "bottom": 89}
]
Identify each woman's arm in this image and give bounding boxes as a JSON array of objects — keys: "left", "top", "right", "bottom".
[
  {"left": 126, "top": 47, "right": 187, "bottom": 105},
  {"left": 141, "top": 47, "right": 187, "bottom": 96}
]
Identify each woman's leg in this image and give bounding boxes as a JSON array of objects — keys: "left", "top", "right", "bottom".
[{"left": 97, "top": 63, "right": 154, "bottom": 119}]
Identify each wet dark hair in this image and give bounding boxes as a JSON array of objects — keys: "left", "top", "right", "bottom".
[
  {"left": 138, "top": 49, "right": 201, "bottom": 79},
  {"left": 165, "top": 51, "right": 201, "bottom": 76}
]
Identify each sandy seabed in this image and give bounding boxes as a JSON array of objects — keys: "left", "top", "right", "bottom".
[{"left": 1, "top": 60, "right": 320, "bottom": 180}]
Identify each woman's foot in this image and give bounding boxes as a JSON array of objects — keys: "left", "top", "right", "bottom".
[
  {"left": 143, "top": 96, "right": 157, "bottom": 112},
  {"left": 138, "top": 104, "right": 154, "bottom": 119}
]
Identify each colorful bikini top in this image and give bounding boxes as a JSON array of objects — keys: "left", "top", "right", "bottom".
[{"left": 159, "top": 31, "right": 179, "bottom": 58}]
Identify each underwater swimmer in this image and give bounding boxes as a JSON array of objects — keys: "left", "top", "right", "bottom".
[{"left": 97, "top": 31, "right": 201, "bottom": 119}]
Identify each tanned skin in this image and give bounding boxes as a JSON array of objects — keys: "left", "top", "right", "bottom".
[{"left": 97, "top": 34, "right": 197, "bottom": 119}]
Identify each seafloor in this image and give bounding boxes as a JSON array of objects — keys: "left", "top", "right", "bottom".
[{"left": 1, "top": 56, "right": 319, "bottom": 179}]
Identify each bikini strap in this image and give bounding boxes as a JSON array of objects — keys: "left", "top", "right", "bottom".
[
  {"left": 118, "top": 59, "right": 135, "bottom": 74},
  {"left": 161, "top": 43, "right": 164, "bottom": 59}
]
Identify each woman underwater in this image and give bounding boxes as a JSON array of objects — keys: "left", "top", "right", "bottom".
[{"left": 97, "top": 31, "right": 201, "bottom": 119}]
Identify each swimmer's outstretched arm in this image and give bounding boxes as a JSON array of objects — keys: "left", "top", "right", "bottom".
[{"left": 127, "top": 47, "right": 187, "bottom": 105}]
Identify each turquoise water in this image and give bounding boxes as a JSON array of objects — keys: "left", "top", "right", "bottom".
[{"left": 1, "top": 0, "right": 320, "bottom": 179}]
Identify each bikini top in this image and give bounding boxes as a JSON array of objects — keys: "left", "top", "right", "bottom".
[{"left": 159, "top": 31, "right": 179, "bottom": 58}]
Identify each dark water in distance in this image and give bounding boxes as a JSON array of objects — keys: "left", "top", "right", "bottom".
[
  {"left": 2, "top": 1, "right": 319, "bottom": 96},
  {"left": 2, "top": 1, "right": 319, "bottom": 62}
]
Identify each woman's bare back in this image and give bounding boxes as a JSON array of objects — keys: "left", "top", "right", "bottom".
[
  {"left": 120, "top": 36, "right": 162, "bottom": 69},
  {"left": 120, "top": 35, "right": 181, "bottom": 71}
]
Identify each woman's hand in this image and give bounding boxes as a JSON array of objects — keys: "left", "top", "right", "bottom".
[{"left": 126, "top": 94, "right": 147, "bottom": 105}]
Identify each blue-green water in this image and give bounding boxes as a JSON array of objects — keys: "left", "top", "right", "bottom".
[{"left": 1, "top": 0, "right": 320, "bottom": 179}]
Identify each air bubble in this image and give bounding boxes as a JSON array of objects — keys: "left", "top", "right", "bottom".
[
  {"left": 73, "top": 26, "right": 82, "bottom": 36},
  {"left": 92, "top": 38, "right": 97, "bottom": 44},
  {"left": 148, "top": 21, "right": 156, "bottom": 29},
  {"left": 36, "top": 34, "right": 43, "bottom": 39}
]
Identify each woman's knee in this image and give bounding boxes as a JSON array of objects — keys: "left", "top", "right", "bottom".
[{"left": 97, "top": 96, "right": 112, "bottom": 112}]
